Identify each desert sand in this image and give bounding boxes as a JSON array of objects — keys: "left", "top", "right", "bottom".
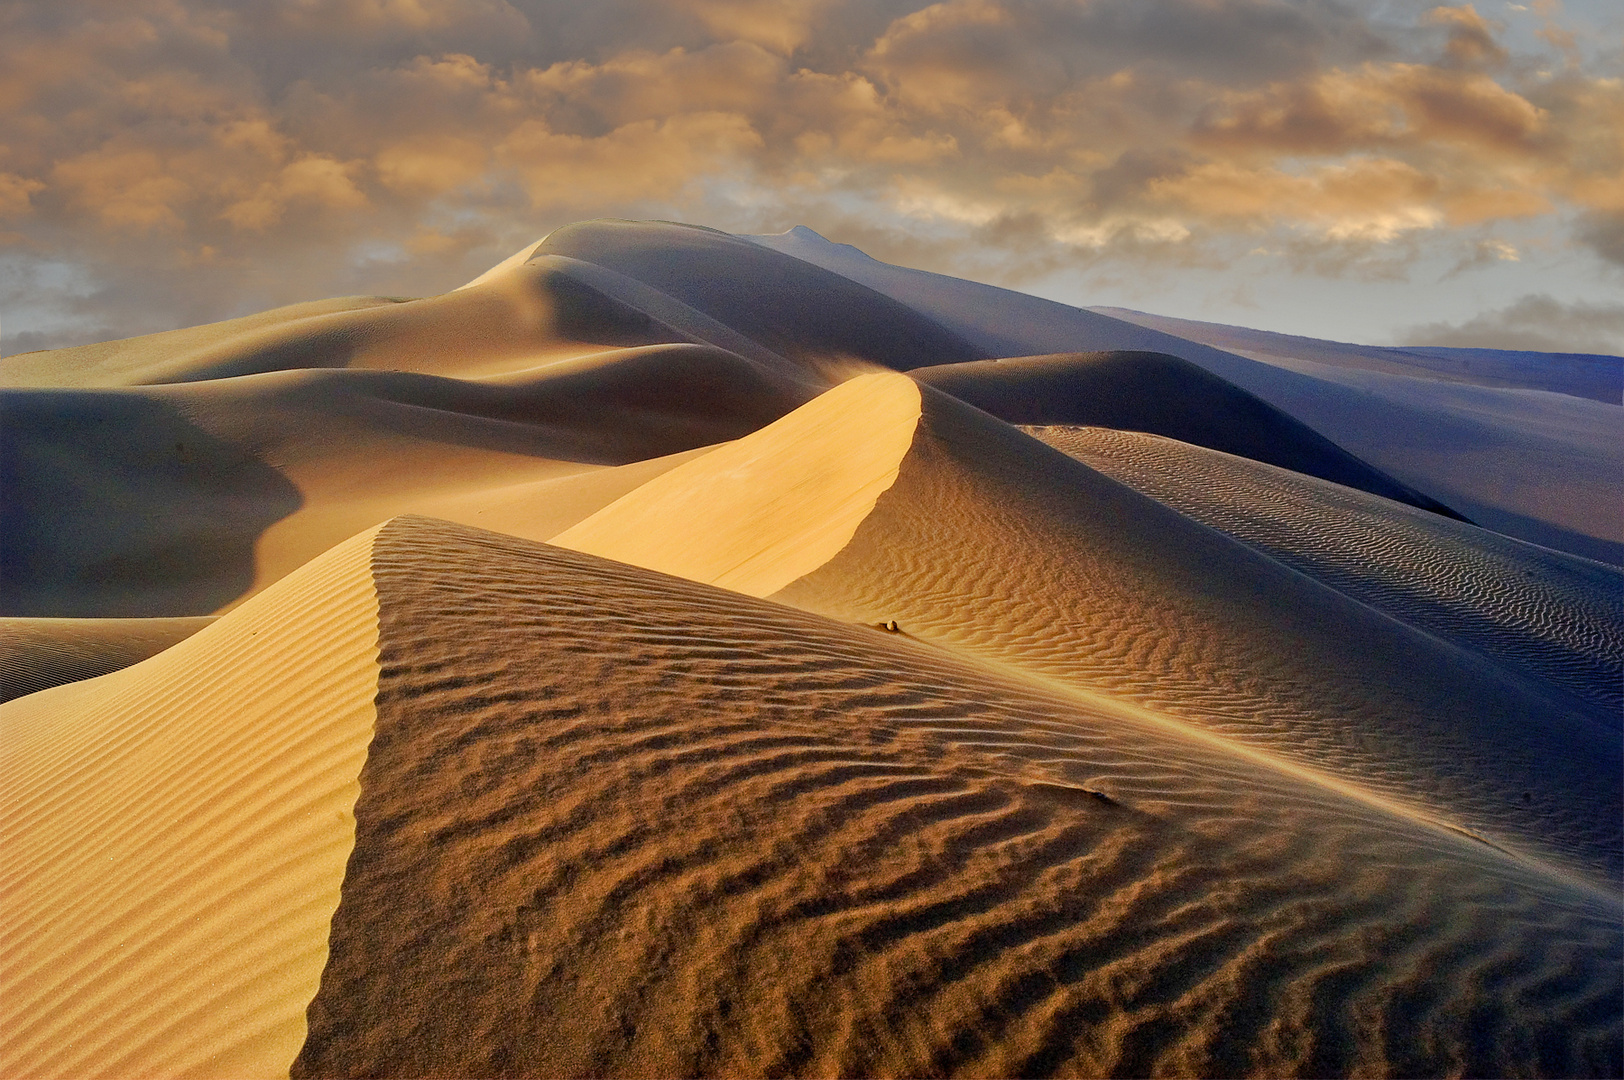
[{"left": 2, "top": 219, "right": 1620, "bottom": 1078}]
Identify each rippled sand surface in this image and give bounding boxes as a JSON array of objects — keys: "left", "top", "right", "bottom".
[{"left": 4, "top": 220, "right": 1619, "bottom": 1078}]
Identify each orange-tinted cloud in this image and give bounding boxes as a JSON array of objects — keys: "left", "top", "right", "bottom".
[{"left": 1, "top": 0, "right": 1619, "bottom": 348}]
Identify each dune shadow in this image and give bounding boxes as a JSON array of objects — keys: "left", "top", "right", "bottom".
[{"left": 0, "top": 390, "right": 302, "bottom": 616}]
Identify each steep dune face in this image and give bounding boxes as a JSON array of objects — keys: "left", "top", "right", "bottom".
[
  {"left": 0, "top": 526, "right": 381, "bottom": 1079},
  {"left": 291, "top": 517, "right": 1619, "bottom": 1078},
  {"left": 551, "top": 372, "right": 919, "bottom": 596},
  {"left": 913, "top": 351, "right": 1464, "bottom": 519},
  {"left": 561, "top": 374, "right": 1620, "bottom": 885},
  {"left": 1030, "top": 424, "right": 1624, "bottom": 718}
]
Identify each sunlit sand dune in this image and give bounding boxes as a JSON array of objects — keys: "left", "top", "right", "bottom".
[
  {"left": 2, "top": 220, "right": 1620, "bottom": 1079},
  {"left": 319, "top": 517, "right": 1619, "bottom": 1077},
  {"left": 0, "top": 527, "right": 380, "bottom": 1079},
  {"left": 0, "top": 617, "right": 216, "bottom": 702},
  {"left": 560, "top": 373, "right": 1620, "bottom": 886}
]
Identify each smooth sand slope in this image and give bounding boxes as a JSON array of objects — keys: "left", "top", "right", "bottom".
[
  {"left": 912, "top": 351, "right": 1462, "bottom": 518},
  {"left": 0, "top": 617, "right": 215, "bottom": 702},
  {"left": 559, "top": 374, "right": 1621, "bottom": 887},
  {"left": 293, "top": 516, "right": 1618, "bottom": 1078},
  {"left": 0, "top": 526, "right": 380, "bottom": 1079},
  {"left": 1029, "top": 424, "right": 1624, "bottom": 718}
]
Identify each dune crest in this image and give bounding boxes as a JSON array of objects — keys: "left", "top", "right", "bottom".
[
  {"left": 552, "top": 372, "right": 918, "bottom": 596},
  {"left": 0, "top": 526, "right": 382, "bottom": 1079}
]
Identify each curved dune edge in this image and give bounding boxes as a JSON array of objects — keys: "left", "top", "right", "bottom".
[
  {"left": 550, "top": 371, "right": 920, "bottom": 597},
  {"left": 0, "top": 525, "right": 383, "bottom": 1079}
]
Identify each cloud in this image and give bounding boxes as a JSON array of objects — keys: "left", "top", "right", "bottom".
[
  {"left": 1576, "top": 210, "right": 1624, "bottom": 266},
  {"left": 0, "top": 0, "right": 1619, "bottom": 347},
  {"left": 1400, "top": 293, "right": 1624, "bottom": 353}
]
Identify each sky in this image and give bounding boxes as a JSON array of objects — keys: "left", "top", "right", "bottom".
[{"left": 1, "top": 0, "right": 1621, "bottom": 356}]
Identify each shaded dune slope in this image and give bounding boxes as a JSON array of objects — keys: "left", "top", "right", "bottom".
[
  {"left": 0, "top": 526, "right": 381, "bottom": 1079},
  {"left": 294, "top": 516, "right": 1621, "bottom": 1079},
  {"left": 538, "top": 220, "right": 985, "bottom": 371},
  {"left": 1029, "top": 425, "right": 1624, "bottom": 718},
  {"left": 560, "top": 375, "right": 1621, "bottom": 886},
  {"left": 1092, "top": 308, "right": 1624, "bottom": 404},
  {"left": 751, "top": 227, "right": 1622, "bottom": 563},
  {"left": 913, "top": 352, "right": 1464, "bottom": 519},
  {"left": 0, "top": 617, "right": 215, "bottom": 702},
  {"left": 0, "top": 389, "right": 305, "bottom": 617},
  {"left": 0, "top": 316, "right": 812, "bottom": 618}
]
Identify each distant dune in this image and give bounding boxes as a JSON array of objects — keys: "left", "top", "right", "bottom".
[
  {"left": 3, "top": 221, "right": 1619, "bottom": 1078},
  {"left": 750, "top": 226, "right": 1624, "bottom": 565},
  {"left": 911, "top": 351, "right": 1464, "bottom": 519}
]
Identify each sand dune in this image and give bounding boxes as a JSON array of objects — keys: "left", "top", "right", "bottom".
[
  {"left": 0, "top": 617, "right": 215, "bottom": 702},
  {"left": 540, "top": 220, "right": 984, "bottom": 372},
  {"left": 912, "top": 351, "right": 1463, "bottom": 518},
  {"left": 560, "top": 373, "right": 1620, "bottom": 886},
  {"left": 5, "top": 515, "right": 1616, "bottom": 1077},
  {"left": 4, "top": 220, "right": 1620, "bottom": 1078},
  {"left": 1094, "top": 307, "right": 1624, "bottom": 404},
  {"left": 750, "top": 225, "right": 1623, "bottom": 563},
  {"left": 301, "top": 516, "right": 1618, "bottom": 1078},
  {"left": 0, "top": 526, "right": 379, "bottom": 1079},
  {"left": 0, "top": 257, "right": 826, "bottom": 617},
  {"left": 1029, "top": 424, "right": 1624, "bottom": 718}
]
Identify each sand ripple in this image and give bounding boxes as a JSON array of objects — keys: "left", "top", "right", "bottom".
[
  {"left": 294, "top": 518, "right": 1621, "bottom": 1078},
  {"left": 1029, "top": 425, "right": 1624, "bottom": 719}
]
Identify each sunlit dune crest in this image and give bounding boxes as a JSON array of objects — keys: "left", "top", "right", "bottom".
[{"left": 2, "top": 220, "right": 1620, "bottom": 1078}]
